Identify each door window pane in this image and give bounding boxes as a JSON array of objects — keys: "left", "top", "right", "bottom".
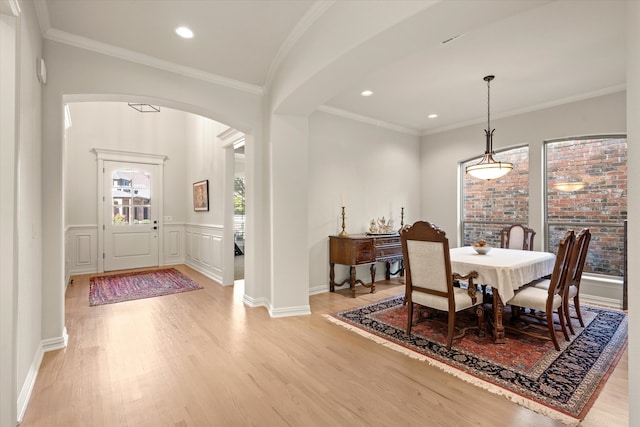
[{"left": 111, "top": 168, "right": 151, "bottom": 225}]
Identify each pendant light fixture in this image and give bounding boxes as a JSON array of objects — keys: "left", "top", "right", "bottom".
[{"left": 466, "top": 75, "right": 513, "bottom": 180}]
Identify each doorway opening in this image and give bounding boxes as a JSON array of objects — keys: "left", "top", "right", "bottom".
[{"left": 234, "top": 140, "right": 246, "bottom": 281}]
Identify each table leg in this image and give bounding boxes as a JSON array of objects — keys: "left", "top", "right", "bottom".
[
  {"left": 369, "top": 264, "right": 376, "bottom": 294},
  {"left": 492, "top": 290, "right": 506, "bottom": 344},
  {"left": 349, "top": 266, "right": 358, "bottom": 298},
  {"left": 329, "top": 263, "right": 336, "bottom": 292}
]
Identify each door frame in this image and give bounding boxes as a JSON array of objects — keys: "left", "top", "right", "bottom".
[{"left": 94, "top": 148, "right": 167, "bottom": 273}]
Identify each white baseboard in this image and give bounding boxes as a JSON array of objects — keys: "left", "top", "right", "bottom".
[
  {"left": 269, "top": 304, "right": 312, "bottom": 318},
  {"left": 242, "top": 294, "right": 269, "bottom": 309},
  {"left": 17, "top": 329, "right": 69, "bottom": 422},
  {"left": 16, "top": 344, "right": 43, "bottom": 423},
  {"left": 309, "top": 284, "right": 329, "bottom": 295},
  {"left": 580, "top": 294, "right": 623, "bottom": 310},
  {"left": 184, "top": 259, "right": 224, "bottom": 285}
]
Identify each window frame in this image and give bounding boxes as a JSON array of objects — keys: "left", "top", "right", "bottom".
[
  {"left": 459, "top": 144, "right": 529, "bottom": 248},
  {"left": 543, "top": 134, "right": 627, "bottom": 278}
]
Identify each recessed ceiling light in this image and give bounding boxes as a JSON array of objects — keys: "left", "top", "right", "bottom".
[
  {"left": 175, "top": 27, "right": 194, "bottom": 39},
  {"left": 428, "top": 114, "right": 438, "bottom": 119},
  {"left": 361, "top": 90, "right": 374, "bottom": 97}
]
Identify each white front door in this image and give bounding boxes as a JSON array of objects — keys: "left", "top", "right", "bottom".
[{"left": 103, "top": 161, "right": 159, "bottom": 271}]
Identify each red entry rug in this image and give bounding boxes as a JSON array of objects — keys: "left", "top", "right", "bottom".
[
  {"left": 326, "top": 296, "right": 627, "bottom": 426},
  {"left": 89, "top": 268, "right": 203, "bottom": 306}
]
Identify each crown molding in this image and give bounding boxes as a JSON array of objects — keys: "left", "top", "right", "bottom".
[
  {"left": 264, "top": 0, "right": 335, "bottom": 91},
  {"left": 43, "top": 27, "right": 264, "bottom": 96},
  {"left": 317, "top": 105, "right": 420, "bottom": 136},
  {"left": 422, "top": 84, "right": 627, "bottom": 136}
]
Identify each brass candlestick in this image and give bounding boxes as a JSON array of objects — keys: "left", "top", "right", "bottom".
[{"left": 339, "top": 206, "right": 348, "bottom": 237}]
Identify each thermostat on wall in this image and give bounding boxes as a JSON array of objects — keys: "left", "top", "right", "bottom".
[{"left": 37, "top": 57, "right": 47, "bottom": 84}]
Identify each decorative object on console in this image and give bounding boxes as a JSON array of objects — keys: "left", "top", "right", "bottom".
[
  {"left": 465, "top": 75, "right": 513, "bottom": 180},
  {"left": 368, "top": 216, "right": 394, "bottom": 234},
  {"left": 339, "top": 206, "right": 348, "bottom": 237}
]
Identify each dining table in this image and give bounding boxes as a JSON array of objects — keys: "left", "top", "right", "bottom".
[{"left": 449, "top": 246, "right": 556, "bottom": 343}]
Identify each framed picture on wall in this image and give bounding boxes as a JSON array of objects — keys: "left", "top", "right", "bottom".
[{"left": 193, "top": 180, "right": 209, "bottom": 211}]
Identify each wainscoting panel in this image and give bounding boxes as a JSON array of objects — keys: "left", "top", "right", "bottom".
[
  {"left": 65, "top": 223, "right": 222, "bottom": 281},
  {"left": 185, "top": 224, "right": 224, "bottom": 283},
  {"left": 163, "top": 224, "right": 185, "bottom": 265},
  {"left": 65, "top": 225, "right": 98, "bottom": 276},
  {"left": 76, "top": 234, "right": 92, "bottom": 265}
]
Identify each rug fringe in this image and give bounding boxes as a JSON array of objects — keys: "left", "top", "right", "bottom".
[{"left": 323, "top": 314, "right": 580, "bottom": 426}]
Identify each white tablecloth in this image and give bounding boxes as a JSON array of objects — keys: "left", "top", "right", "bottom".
[{"left": 449, "top": 246, "right": 556, "bottom": 302}]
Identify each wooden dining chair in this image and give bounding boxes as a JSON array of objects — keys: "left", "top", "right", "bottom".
[
  {"left": 500, "top": 224, "right": 536, "bottom": 251},
  {"left": 505, "top": 230, "right": 575, "bottom": 351},
  {"left": 535, "top": 228, "right": 591, "bottom": 335},
  {"left": 400, "top": 221, "right": 484, "bottom": 350}
]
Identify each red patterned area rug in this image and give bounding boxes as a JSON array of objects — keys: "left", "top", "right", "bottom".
[
  {"left": 89, "top": 268, "right": 203, "bottom": 306},
  {"left": 325, "top": 296, "right": 627, "bottom": 426}
]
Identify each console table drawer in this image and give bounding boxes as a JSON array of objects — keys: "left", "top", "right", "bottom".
[
  {"left": 329, "top": 236, "right": 374, "bottom": 265},
  {"left": 374, "top": 236, "right": 401, "bottom": 246},
  {"left": 354, "top": 240, "right": 374, "bottom": 264},
  {"left": 375, "top": 246, "right": 402, "bottom": 259}
]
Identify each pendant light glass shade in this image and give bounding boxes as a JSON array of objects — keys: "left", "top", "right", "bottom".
[
  {"left": 466, "top": 152, "right": 513, "bottom": 179},
  {"left": 465, "top": 75, "right": 513, "bottom": 180}
]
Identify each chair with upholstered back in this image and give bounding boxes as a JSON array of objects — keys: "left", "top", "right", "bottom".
[
  {"left": 506, "top": 230, "right": 575, "bottom": 350},
  {"left": 500, "top": 224, "right": 536, "bottom": 251},
  {"left": 400, "top": 221, "right": 485, "bottom": 350},
  {"left": 535, "top": 228, "right": 591, "bottom": 335}
]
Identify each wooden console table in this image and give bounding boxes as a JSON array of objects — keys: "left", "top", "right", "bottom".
[{"left": 329, "top": 234, "right": 404, "bottom": 298}]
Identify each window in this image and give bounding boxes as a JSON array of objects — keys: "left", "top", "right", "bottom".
[
  {"left": 111, "top": 168, "right": 152, "bottom": 225},
  {"left": 545, "top": 137, "right": 627, "bottom": 277},
  {"left": 461, "top": 147, "right": 529, "bottom": 247}
]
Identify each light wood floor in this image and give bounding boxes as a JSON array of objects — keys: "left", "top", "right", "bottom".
[{"left": 21, "top": 265, "right": 628, "bottom": 426}]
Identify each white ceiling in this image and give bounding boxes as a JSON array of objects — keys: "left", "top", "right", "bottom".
[{"left": 35, "top": 0, "right": 627, "bottom": 135}]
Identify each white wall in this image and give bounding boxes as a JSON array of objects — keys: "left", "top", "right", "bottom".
[
  {"left": 184, "top": 114, "right": 228, "bottom": 226},
  {"left": 65, "top": 102, "right": 190, "bottom": 226},
  {"left": 308, "top": 111, "right": 421, "bottom": 293},
  {"left": 0, "top": 0, "right": 45, "bottom": 422},
  {"left": 0, "top": 5, "right": 19, "bottom": 426},
  {"left": 183, "top": 114, "right": 230, "bottom": 281}
]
